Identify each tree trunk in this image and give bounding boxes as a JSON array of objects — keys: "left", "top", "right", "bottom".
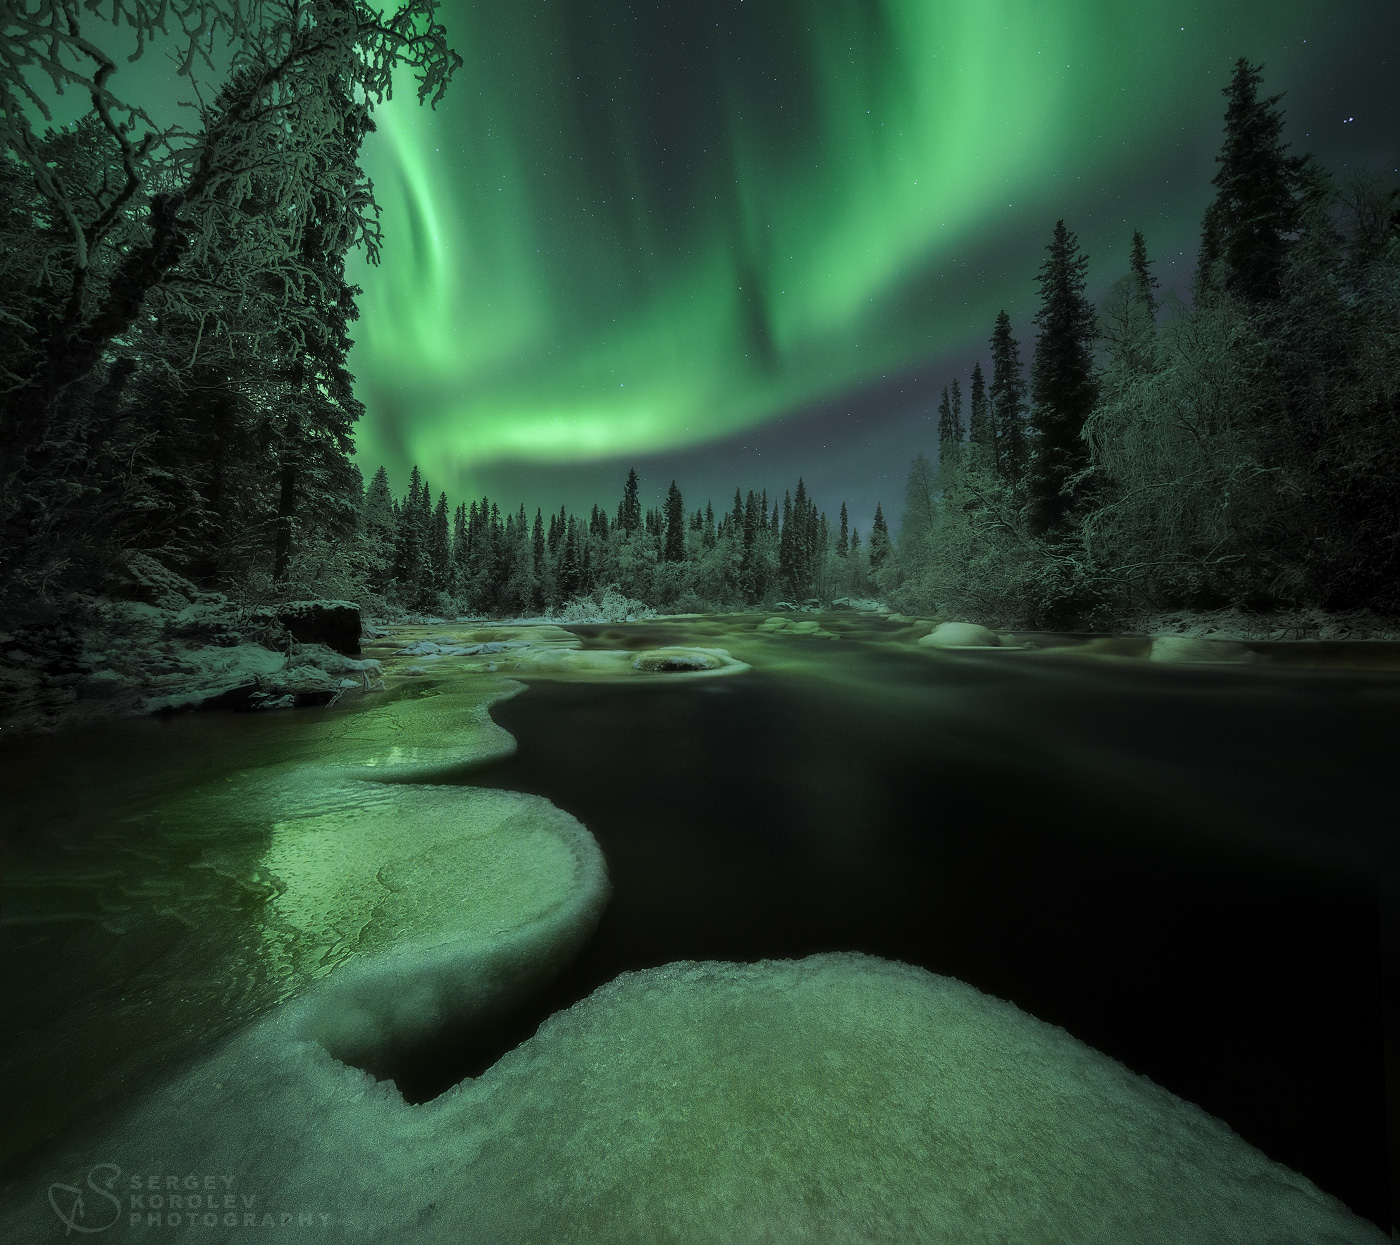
[{"left": 273, "top": 459, "right": 297, "bottom": 582}]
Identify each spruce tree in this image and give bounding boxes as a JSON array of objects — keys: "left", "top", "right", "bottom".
[
  {"left": 869, "top": 504, "right": 890, "bottom": 571},
  {"left": 837, "top": 502, "right": 849, "bottom": 557},
  {"left": 529, "top": 509, "right": 546, "bottom": 608},
  {"left": 532, "top": 508, "right": 546, "bottom": 575},
  {"left": 362, "top": 466, "right": 396, "bottom": 593},
  {"left": 968, "top": 362, "right": 992, "bottom": 453},
  {"left": 619, "top": 468, "right": 642, "bottom": 535},
  {"left": 663, "top": 479, "right": 686, "bottom": 562},
  {"left": 363, "top": 467, "right": 395, "bottom": 540},
  {"left": 741, "top": 490, "right": 760, "bottom": 601},
  {"left": 792, "top": 478, "right": 812, "bottom": 598},
  {"left": 391, "top": 464, "right": 425, "bottom": 595},
  {"left": 429, "top": 491, "right": 451, "bottom": 591},
  {"left": 988, "top": 311, "right": 1027, "bottom": 480},
  {"left": 1027, "top": 220, "right": 1098, "bottom": 536},
  {"left": 1130, "top": 230, "right": 1160, "bottom": 312},
  {"left": 1104, "top": 230, "right": 1162, "bottom": 384},
  {"left": 464, "top": 500, "right": 480, "bottom": 573},
  {"left": 1197, "top": 59, "right": 1304, "bottom": 302},
  {"left": 453, "top": 502, "right": 472, "bottom": 594},
  {"left": 448, "top": 500, "right": 467, "bottom": 593},
  {"left": 778, "top": 490, "right": 794, "bottom": 593},
  {"left": 468, "top": 496, "right": 490, "bottom": 587},
  {"left": 479, "top": 501, "right": 502, "bottom": 608},
  {"left": 937, "top": 381, "right": 965, "bottom": 469},
  {"left": 702, "top": 501, "right": 716, "bottom": 549}
]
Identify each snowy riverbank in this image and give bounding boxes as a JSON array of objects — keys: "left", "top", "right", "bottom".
[{"left": 0, "top": 556, "right": 382, "bottom": 737}]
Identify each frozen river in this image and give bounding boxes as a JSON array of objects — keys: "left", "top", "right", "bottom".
[{"left": 2, "top": 613, "right": 1397, "bottom": 1238}]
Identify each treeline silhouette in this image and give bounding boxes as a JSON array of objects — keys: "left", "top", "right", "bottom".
[{"left": 357, "top": 466, "right": 892, "bottom": 616}]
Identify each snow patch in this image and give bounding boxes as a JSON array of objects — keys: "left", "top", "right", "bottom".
[
  {"left": 1149, "top": 635, "right": 1256, "bottom": 664},
  {"left": 919, "top": 621, "right": 1001, "bottom": 648},
  {"left": 4, "top": 954, "right": 1379, "bottom": 1242}
]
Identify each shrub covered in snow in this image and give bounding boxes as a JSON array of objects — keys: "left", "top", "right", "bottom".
[{"left": 548, "top": 588, "right": 656, "bottom": 624}]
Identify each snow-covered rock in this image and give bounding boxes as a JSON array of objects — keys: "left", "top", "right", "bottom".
[
  {"left": 1, "top": 590, "right": 381, "bottom": 731},
  {"left": 398, "top": 640, "right": 446, "bottom": 656},
  {"left": 830, "top": 596, "right": 883, "bottom": 611},
  {"left": 757, "top": 617, "right": 837, "bottom": 638},
  {"left": 249, "top": 600, "right": 361, "bottom": 656},
  {"left": 919, "top": 622, "right": 1001, "bottom": 648},
  {"left": 631, "top": 648, "right": 724, "bottom": 672},
  {"left": 1149, "top": 636, "right": 1256, "bottom": 664}
]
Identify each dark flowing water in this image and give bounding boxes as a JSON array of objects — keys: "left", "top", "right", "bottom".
[
  {"left": 431, "top": 627, "right": 1394, "bottom": 1227},
  {"left": 3, "top": 617, "right": 1397, "bottom": 1230}
]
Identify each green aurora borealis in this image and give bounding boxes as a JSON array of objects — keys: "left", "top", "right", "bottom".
[{"left": 349, "top": 1, "right": 1400, "bottom": 516}]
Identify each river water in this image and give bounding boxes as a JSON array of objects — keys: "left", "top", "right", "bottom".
[{"left": 2, "top": 612, "right": 1397, "bottom": 1229}]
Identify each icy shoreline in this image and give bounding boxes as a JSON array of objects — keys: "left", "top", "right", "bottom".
[
  {"left": 7, "top": 594, "right": 1400, "bottom": 739},
  {"left": 0, "top": 560, "right": 382, "bottom": 736}
]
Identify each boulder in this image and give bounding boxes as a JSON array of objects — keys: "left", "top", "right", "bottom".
[
  {"left": 632, "top": 648, "right": 724, "bottom": 673},
  {"left": 1149, "top": 636, "right": 1255, "bottom": 664},
  {"left": 918, "top": 622, "right": 1001, "bottom": 648},
  {"left": 256, "top": 600, "right": 361, "bottom": 655}
]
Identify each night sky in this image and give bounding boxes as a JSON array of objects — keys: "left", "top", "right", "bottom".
[{"left": 348, "top": 1, "right": 1400, "bottom": 530}]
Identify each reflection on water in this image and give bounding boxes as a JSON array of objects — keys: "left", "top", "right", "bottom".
[
  {"left": 2, "top": 612, "right": 1397, "bottom": 1228},
  {"left": 0, "top": 674, "right": 524, "bottom": 1166}
]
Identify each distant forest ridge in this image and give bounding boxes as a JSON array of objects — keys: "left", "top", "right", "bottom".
[{"left": 358, "top": 465, "right": 889, "bottom": 615}]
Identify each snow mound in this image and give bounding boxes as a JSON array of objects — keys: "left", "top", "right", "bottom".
[
  {"left": 5, "top": 955, "right": 1380, "bottom": 1242},
  {"left": 397, "top": 640, "right": 448, "bottom": 656},
  {"left": 757, "top": 617, "right": 838, "bottom": 638},
  {"left": 280, "top": 785, "right": 610, "bottom": 1074},
  {"left": 1149, "top": 635, "right": 1256, "bottom": 663},
  {"left": 919, "top": 621, "right": 1001, "bottom": 648},
  {"left": 511, "top": 645, "right": 748, "bottom": 681}
]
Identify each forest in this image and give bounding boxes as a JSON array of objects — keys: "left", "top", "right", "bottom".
[
  {"left": 352, "top": 464, "right": 889, "bottom": 617},
  {"left": 893, "top": 62, "right": 1400, "bottom": 628},
  {"left": 1, "top": 32, "right": 1397, "bottom": 629}
]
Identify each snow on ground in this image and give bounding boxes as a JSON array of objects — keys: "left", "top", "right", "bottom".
[
  {"left": 2, "top": 953, "right": 1380, "bottom": 1242},
  {"left": 367, "top": 623, "right": 748, "bottom": 684},
  {"left": 918, "top": 621, "right": 1002, "bottom": 648},
  {"left": 0, "top": 593, "right": 383, "bottom": 733}
]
